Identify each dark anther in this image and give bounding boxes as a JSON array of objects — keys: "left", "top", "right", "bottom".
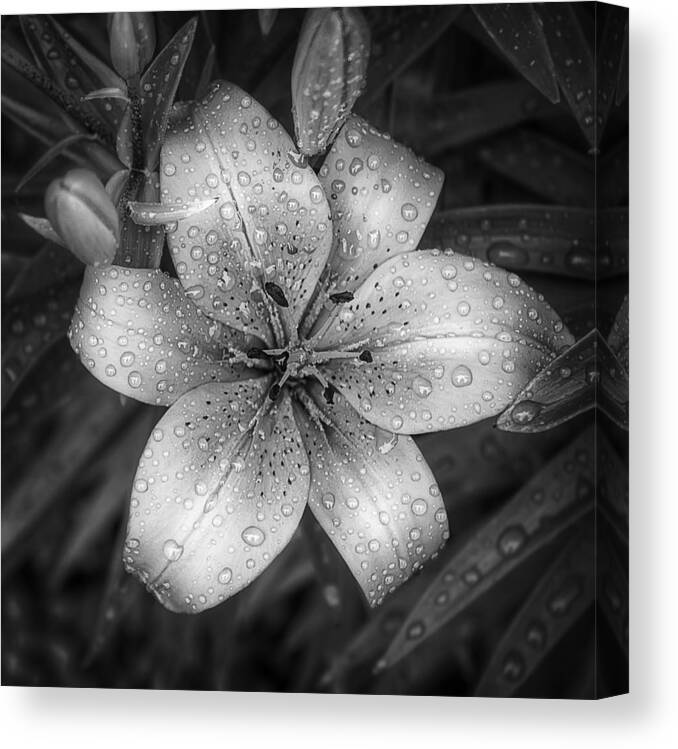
[
  {"left": 323, "top": 385, "right": 336, "bottom": 404},
  {"left": 264, "top": 281, "right": 289, "bottom": 307},
  {"left": 247, "top": 347, "right": 268, "bottom": 359},
  {"left": 359, "top": 350, "right": 373, "bottom": 363},
  {"left": 329, "top": 291, "right": 354, "bottom": 304},
  {"left": 268, "top": 383, "right": 281, "bottom": 401}
]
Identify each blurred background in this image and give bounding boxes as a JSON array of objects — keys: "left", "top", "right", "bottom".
[{"left": 1, "top": 4, "right": 628, "bottom": 696}]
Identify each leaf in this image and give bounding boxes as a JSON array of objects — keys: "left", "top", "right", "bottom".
[
  {"left": 597, "top": 529, "right": 628, "bottom": 659},
  {"left": 1, "top": 378, "right": 135, "bottom": 559},
  {"left": 51, "top": 411, "right": 156, "bottom": 585},
  {"left": 5, "top": 241, "right": 82, "bottom": 301},
  {"left": 607, "top": 295, "right": 629, "bottom": 373},
  {"left": 475, "top": 522, "right": 594, "bottom": 696},
  {"left": 615, "top": 19, "right": 629, "bottom": 107},
  {"left": 597, "top": 430, "right": 628, "bottom": 546},
  {"left": 599, "top": 208, "right": 629, "bottom": 281},
  {"left": 473, "top": 3, "right": 559, "bottom": 103},
  {"left": 392, "top": 79, "right": 561, "bottom": 156},
  {"left": 596, "top": 6, "right": 629, "bottom": 139},
  {"left": 114, "top": 169, "right": 165, "bottom": 269},
  {"left": 1, "top": 280, "right": 80, "bottom": 410},
  {"left": 116, "top": 17, "right": 197, "bottom": 171},
  {"left": 599, "top": 137, "right": 628, "bottom": 208},
  {"left": 496, "top": 330, "right": 629, "bottom": 433},
  {"left": 13, "top": 17, "right": 120, "bottom": 140},
  {"left": 359, "top": 5, "right": 463, "bottom": 104},
  {"left": 422, "top": 204, "right": 598, "bottom": 279},
  {"left": 377, "top": 427, "right": 595, "bottom": 670},
  {"left": 18, "top": 215, "right": 65, "bottom": 247},
  {"left": 83, "top": 87, "right": 129, "bottom": 103},
  {"left": 16, "top": 133, "right": 99, "bottom": 192},
  {"left": 537, "top": 3, "right": 595, "bottom": 148},
  {"left": 258, "top": 9, "right": 279, "bottom": 37},
  {"left": 477, "top": 128, "right": 594, "bottom": 207}
]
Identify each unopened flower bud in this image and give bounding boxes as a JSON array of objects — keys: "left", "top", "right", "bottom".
[
  {"left": 45, "top": 169, "right": 120, "bottom": 267},
  {"left": 109, "top": 12, "right": 156, "bottom": 79},
  {"left": 291, "top": 7, "right": 370, "bottom": 157}
]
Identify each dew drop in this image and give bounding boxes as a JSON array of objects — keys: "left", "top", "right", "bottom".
[
  {"left": 162, "top": 539, "right": 183, "bottom": 561},
  {"left": 241, "top": 526, "right": 265, "bottom": 547},
  {"left": 451, "top": 365, "right": 473, "bottom": 388}
]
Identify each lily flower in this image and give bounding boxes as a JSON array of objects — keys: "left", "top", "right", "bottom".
[{"left": 68, "top": 81, "right": 573, "bottom": 613}]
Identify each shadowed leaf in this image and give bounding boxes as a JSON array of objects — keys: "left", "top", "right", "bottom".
[
  {"left": 473, "top": 3, "right": 559, "bottom": 103},
  {"left": 117, "top": 17, "right": 197, "bottom": 171},
  {"left": 615, "top": 19, "right": 629, "bottom": 106},
  {"left": 1, "top": 280, "right": 80, "bottom": 410},
  {"left": 422, "top": 204, "right": 600, "bottom": 279},
  {"left": 599, "top": 137, "right": 628, "bottom": 208},
  {"left": 5, "top": 242, "right": 82, "bottom": 301},
  {"left": 607, "top": 295, "right": 629, "bottom": 372},
  {"left": 537, "top": 3, "right": 595, "bottom": 148},
  {"left": 16, "top": 133, "right": 100, "bottom": 192},
  {"left": 477, "top": 128, "right": 594, "bottom": 207},
  {"left": 597, "top": 529, "right": 628, "bottom": 659},
  {"left": 496, "top": 329, "right": 629, "bottom": 433},
  {"left": 599, "top": 208, "right": 629, "bottom": 280},
  {"left": 258, "top": 9, "right": 279, "bottom": 37},
  {"left": 596, "top": 6, "right": 629, "bottom": 139},
  {"left": 597, "top": 430, "right": 628, "bottom": 546},
  {"left": 475, "top": 522, "right": 594, "bottom": 696},
  {"left": 393, "top": 79, "right": 561, "bottom": 156},
  {"left": 1, "top": 379, "right": 135, "bottom": 558},
  {"left": 359, "top": 6, "right": 463, "bottom": 104},
  {"left": 377, "top": 428, "right": 594, "bottom": 670}
]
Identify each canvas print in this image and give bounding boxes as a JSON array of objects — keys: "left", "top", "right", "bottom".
[{"left": 1, "top": 3, "right": 628, "bottom": 697}]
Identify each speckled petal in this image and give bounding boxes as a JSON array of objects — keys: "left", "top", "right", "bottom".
[
  {"left": 318, "top": 115, "right": 443, "bottom": 292},
  {"left": 294, "top": 386, "right": 448, "bottom": 606},
  {"left": 161, "top": 80, "right": 334, "bottom": 337},
  {"left": 69, "top": 265, "right": 256, "bottom": 406},
  {"left": 317, "top": 250, "right": 574, "bottom": 434},
  {"left": 123, "top": 380, "right": 310, "bottom": 613}
]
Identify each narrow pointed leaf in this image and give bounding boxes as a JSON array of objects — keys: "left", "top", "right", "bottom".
[
  {"left": 598, "top": 430, "right": 628, "bottom": 545},
  {"left": 127, "top": 197, "right": 217, "bottom": 226},
  {"left": 16, "top": 133, "right": 99, "bottom": 192},
  {"left": 596, "top": 7, "right": 629, "bottom": 139},
  {"left": 117, "top": 17, "right": 197, "bottom": 171},
  {"left": 6, "top": 241, "right": 82, "bottom": 301},
  {"left": 1, "top": 45, "right": 113, "bottom": 143},
  {"left": 1, "top": 379, "right": 134, "bottom": 556},
  {"left": 475, "top": 523, "right": 594, "bottom": 696},
  {"left": 114, "top": 170, "right": 165, "bottom": 269},
  {"left": 19, "top": 15, "right": 125, "bottom": 135},
  {"left": 607, "top": 295, "right": 629, "bottom": 373},
  {"left": 83, "top": 87, "right": 129, "bottom": 102},
  {"left": 477, "top": 128, "right": 594, "bottom": 207},
  {"left": 393, "top": 79, "right": 561, "bottom": 156},
  {"left": 422, "top": 204, "right": 601, "bottom": 278},
  {"left": 537, "top": 3, "right": 595, "bottom": 148},
  {"left": 378, "top": 427, "right": 595, "bottom": 670},
  {"left": 18, "top": 214, "right": 65, "bottom": 247},
  {"left": 1, "top": 280, "right": 80, "bottom": 410},
  {"left": 473, "top": 4, "right": 559, "bottom": 103},
  {"left": 599, "top": 137, "right": 629, "bottom": 208},
  {"left": 496, "top": 329, "right": 629, "bottom": 433},
  {"left": 258, "top": 9, "right": 279, "bottom": 37},
  {"left": 359, "top": 6, "right": 463, "bottom": 104}
]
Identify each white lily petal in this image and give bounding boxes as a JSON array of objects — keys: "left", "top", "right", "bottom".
[
  {"left": 294, "top": 386, "right": 448, "bottom": 606},
  {"left": 69, "top": 265, "right": 256, "bottom": 406},
  {"left": 124, "top": 380, "right": 310, "bottom": 613}
]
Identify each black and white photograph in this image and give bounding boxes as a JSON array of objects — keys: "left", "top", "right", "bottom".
[{"left": 2, "top": 2, "right": 629, "bottom": 702}]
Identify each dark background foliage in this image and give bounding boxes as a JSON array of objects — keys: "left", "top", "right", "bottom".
[{"left": 1, "top": 4, "right": 628, "bottom": 696}]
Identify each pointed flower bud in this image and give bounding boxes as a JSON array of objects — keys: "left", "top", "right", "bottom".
[
  {"left": 109, "top": 12, "right": 156, "bottom": 79},
  {"left": 45, "top": 169, "right": 120, "bottom": 267},
  {"left": 291, "top": 7, "right": 370, "bottom": 157}
]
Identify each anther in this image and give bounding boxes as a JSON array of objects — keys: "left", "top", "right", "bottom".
[
  {"left": 264, "top": 281, "right": 289, "bottom": 308},
  {"left": 268, "top": 383, "right": 281, "bottom": 401},
  {"left": 359, "top": 350, "right": 373, "bottom": 363},
  {"left": 323, "top": 385, "right": 336, "bottom": 404},
  {"left": 329, "top": 291, "right": 354, "bottom": 304}
]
